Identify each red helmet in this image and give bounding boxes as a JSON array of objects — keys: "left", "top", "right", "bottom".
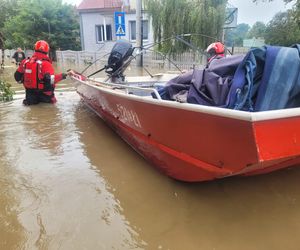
[
  {"left": 34, "top": 40, "right": 50, "bottom": 53},
  {"left": 206, "top": 42, "right": 225, "bottom": 55}
]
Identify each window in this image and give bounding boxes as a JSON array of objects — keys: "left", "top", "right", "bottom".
[
  {"left": 96, "top": 25, "right": 112, "bottom": 43},
  {"left": 96, "top": 25, "right": 103, "bottom": 42},
  {"left": 129, "top": 20, "right": 148, "bottom": 41},
  {"left": 106, "top": 25, "right": 112, "bottom": 40}
]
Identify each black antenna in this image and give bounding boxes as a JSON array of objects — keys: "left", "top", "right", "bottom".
[
  {"left": 145, "top": 48, "right": 183, "bottom": 73},
  {"left": 80, "top": 51, "right": 111, "bottom": 75},
  {"left": 175, "top": 34, "right": 203, "bottom": 54}
]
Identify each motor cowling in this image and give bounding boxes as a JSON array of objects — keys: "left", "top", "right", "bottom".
[{"left": 106, "top": 40, "right": 134, "bottom": 75}]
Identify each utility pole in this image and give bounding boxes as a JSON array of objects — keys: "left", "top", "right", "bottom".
[
  {"left": 48, "top": 21, "right": 51, "bottom": 40},
  {"left": 136, "top": 0, "right": 143, "bottom": 67}
]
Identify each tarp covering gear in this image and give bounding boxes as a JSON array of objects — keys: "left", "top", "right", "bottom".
[
  {"left": 229, "top": 45, "right": 300, "bottom": 111},
  {"left": 159, "top": 55, "right": 244, "bottom": 107},
  {"left": 160, "top": 45, "right": 300, "bottom": 112}
]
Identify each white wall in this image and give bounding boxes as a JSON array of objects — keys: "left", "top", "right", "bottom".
[
  {"left": 80, "top": 12, "right": 115, "bottom": 51},
  {"left": 79, "top": 11, "right": 154, "bottom": 52},
  {"left": 125, "top": 13, "right": 154, "bottom": 47}
]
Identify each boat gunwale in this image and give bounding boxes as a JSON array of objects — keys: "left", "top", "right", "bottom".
[{"left": 73, "top": 77, "right": 300, "bottom": 122}]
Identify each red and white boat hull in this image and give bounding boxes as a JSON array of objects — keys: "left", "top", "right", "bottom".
[{"left": 74, "top": 78, "right": 300, "bottom": 182}]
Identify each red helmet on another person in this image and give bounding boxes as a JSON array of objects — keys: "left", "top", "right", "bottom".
[
  {"left": 206, "top": 42, "right": 225, "bottom": 55},
  {"left": 206, "top": 42, "right": 225, "bottom": 63},
  {"left": 34, "top": 40, "right": 50, "bottom": 53}
]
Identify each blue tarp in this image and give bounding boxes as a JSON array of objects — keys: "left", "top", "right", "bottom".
[
  {"left": 160, "top": 45, "right": 300, "bottom": 111},
  {"left": 229, "top": 45, "right": 300, "bottom": 111},
  {"left": 159, "top": 55, "right": 244, "bottom": 107}
]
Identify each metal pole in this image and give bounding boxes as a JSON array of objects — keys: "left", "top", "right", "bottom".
[
  {"left": 222, "top": 28, "right": 225, "bottom": 43},
  {"left": 136, "top": 0, "right": 143, "bottom": 67},
  {"left": 48, "top": 22, "right": 51, "bottom": 40}
]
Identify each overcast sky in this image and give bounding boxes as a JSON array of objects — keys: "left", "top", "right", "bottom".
[
  {"left": 229, "top": 0, "right": 293, "bottom": 25},
  {"left": 63, "top": 0, "right": 81, "bottom": 6},
  {"left": 63, "top": 0, "right": 293, "bottom": 26}
]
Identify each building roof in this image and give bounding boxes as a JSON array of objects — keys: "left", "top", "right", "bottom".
[{"left": 77, "top": 0, "right": 123, "bottom": 10}]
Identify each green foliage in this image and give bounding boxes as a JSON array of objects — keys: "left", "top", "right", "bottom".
[
  {"left": 247, "top": 21, "right": 266, "bottom": 39},
  {"left": 265, "top": 11, "right": 300, "bottom": 46},
  {"left": 0, "top": 79, "right": 15, "bottom": 102},
  {"left": 251, "top": 0, "right": 300, "bottom": 46},
  {"left": 0, "top": 0, "right": 20, "bottom": 30},
  {"left": 0, "top": 0, "right": 21, "bottom": 46},
  {"left": 290, "top": 0, "right": 300, "bottom": 25},
  {"left": 225, "top": 23, "right": 250, "bottom": 47},
  {"left": 145, "top": 0, "right": 227, "bottom": 54},
  {"left": 3, "top": 0, "right": 80, "bottom": 51}
]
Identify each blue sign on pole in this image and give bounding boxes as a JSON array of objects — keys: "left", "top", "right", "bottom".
[{"left": 114, "top": 12, "right": 126, "bottom": 36}]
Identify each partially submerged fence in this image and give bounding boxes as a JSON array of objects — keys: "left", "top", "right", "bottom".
[
  {"left": 2, "top": 47, "right": 249, "bottom": 71},
  {"left": 55, "top": 47, "right": 249, "bottom": 71},
  {"left": 56, "top": 49, "right": 208, "bottom": 71},
  {"left": 3, "top": 49, "right": 34, "bottom": 60}
]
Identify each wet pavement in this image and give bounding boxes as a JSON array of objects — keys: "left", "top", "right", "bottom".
[{"left": 1, "top": 63, "right": 300, "bottom": 249}]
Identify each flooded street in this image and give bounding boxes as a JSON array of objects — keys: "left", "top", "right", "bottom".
[{"left": 1, "top": 63, "right": 300, "bottom": 250}]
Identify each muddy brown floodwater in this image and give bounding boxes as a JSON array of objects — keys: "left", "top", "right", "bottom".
[{"left": 1, "top": 62, "right": 300, "bottom": 250}]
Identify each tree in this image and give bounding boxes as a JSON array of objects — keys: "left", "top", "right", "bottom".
[
  {"left": 0, "top": 0, "right": 20, "bottom": 30},
  {"left": 264, "top": 11, "right": 300, "bottom": 46},
  {"left": 225, "top": 23, "right": 250, "bottom": 47},
  {"left": 145, "top": 0, "right": 227, "bottom": 54},
  {"left": 3, "top": 0, "right": 80, "bottom": 51},
  {"left": 252, "top": 0, "right": 299, "bottom": 45},
  {"left": 247, "top": 21, "right": 266, "bottom": 39},
  {"left": 0, "top": 0, "right": 21, "bottom": 52}
]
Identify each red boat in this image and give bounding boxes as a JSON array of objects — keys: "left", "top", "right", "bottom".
[
  {"left": 71, "top": 41, "right": 300, "bottom": 182},
  {"left": 70, "top": 73, "right": 300, "bottom": 182}
]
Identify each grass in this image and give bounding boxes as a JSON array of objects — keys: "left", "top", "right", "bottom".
[{"left": 0, "top": 79, "right": 15, "bottom": 101}]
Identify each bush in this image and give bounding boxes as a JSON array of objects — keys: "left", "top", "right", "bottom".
[{"left": 0, "top": 79, "right": 15, "bottom": 101}]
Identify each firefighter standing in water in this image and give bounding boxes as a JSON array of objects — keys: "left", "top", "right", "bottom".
[{"left": 14, "top": 40, "right": 68, "bottom": 105}]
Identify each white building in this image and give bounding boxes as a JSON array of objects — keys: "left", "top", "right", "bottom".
[{"left": 77, "top": 0, "right": 154, "bottom": 51}]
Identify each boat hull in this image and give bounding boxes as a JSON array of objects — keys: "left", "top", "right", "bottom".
[{"left": 75, "top": 80, "right": 300, "bottom": 182}]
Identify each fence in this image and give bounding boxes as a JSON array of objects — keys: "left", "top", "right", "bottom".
[
  {"left": 56, "top": 46, "right": 250, "bottom": 71},
  {"left": 3, "top": 49, "right": 34, "bottom": 60},
  {"left": 1, "top": 47, "right": 249, "bottom": 71},
  {"left": 56, "top": 49, "right": 209, "bottom": 71},
  {"left": 230, "top": 47, "right": 249, "bottom": 55}
]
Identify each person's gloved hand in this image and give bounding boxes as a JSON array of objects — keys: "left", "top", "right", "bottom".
[
  {"left": 67, "top": 69, "right": 76, "bottom": 76},
  {"left": 62, "top": 73, "right": 67, "bottom": 79}
]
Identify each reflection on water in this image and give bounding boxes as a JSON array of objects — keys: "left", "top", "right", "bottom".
[
  {"left": 0, "top": 94, "right": 146, "bottom": 249},
  {"left": 1, "top": 63, "right": 300, "bottom": 250}
]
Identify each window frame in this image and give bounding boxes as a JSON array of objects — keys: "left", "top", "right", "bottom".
[
  {"left": 95, "top": 24, "right": 113, "bottom": 43},
  {"left": 129, "top": 20, "right": 149, "bottom": 41}
]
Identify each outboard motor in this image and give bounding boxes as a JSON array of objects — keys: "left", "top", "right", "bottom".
[{"left": 105, "top": 40, "right": 134, "bottom": 82}]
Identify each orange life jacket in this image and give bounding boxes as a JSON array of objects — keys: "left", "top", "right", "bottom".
[{"left": 23, "top": 57, "right": 50, "bottom": 90}]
